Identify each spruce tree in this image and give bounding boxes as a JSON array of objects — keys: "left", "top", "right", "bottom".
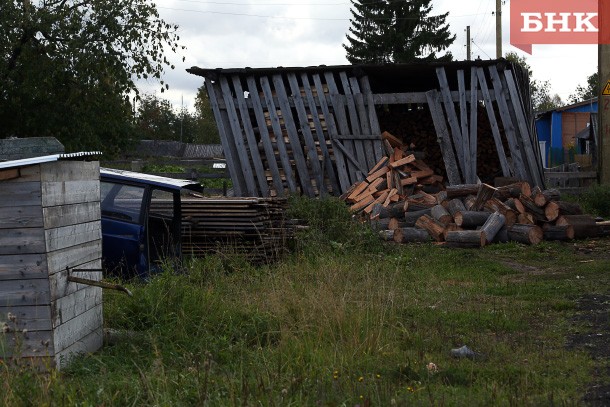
[{"left": 343, "top": 0, "right": 455, "bottom": 64}]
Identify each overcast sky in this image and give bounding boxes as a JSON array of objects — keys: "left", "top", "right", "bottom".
[{"left": 138, "top": 0, "right": 598, "bottom": 111}]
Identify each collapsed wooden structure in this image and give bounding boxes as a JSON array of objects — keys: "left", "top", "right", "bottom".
[{"left": 188, "top": 59, "right": 545, "bottom": 198}]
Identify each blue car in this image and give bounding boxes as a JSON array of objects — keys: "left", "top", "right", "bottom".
[{"left": 100, "top": 168, "right": 203, "bottom": 279}]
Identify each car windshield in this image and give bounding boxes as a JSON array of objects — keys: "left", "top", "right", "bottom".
[{"left": 101, "top": 181, "right": 145, "bottom": 223}]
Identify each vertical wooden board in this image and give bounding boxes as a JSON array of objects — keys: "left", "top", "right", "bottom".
[
  {"left": 0, "top": 278, "right": 51, "bottom": 307},
  {"left": 488, "top": 66, "right": 528, "bottom": 181},
  {"left": 40, "top": 161, "right": 99, "bottom": 182},
  {"left": 476, "top": 67, "right": 512, "bottom": 177},
  {"left": 55, "top": 326, "right": 103, "bottom": 368},
  {"left": 359, "top": 76, "right": 384, "bottom": 162},
  {"left": 1, "top": 330, "right": 54, "bottom": 358},
  {"left": 0, "top": 228, "right": 46, "bottom": 255},
  {"left": 219, "top": 76, "right": 259, "bottom": 196},
  {"left": 426, "top": 90, "right": 462, "bottom": 185},
  {"left": 231, "top": 76, "right": 270, "bottom": 197},
  {"left": 259, "top": 76, "right": 298, "bottom": 193},
  {"left": 340, "top": 72, "right": 371, "bottom": 172},
  {"left": 0, "top": 305, "right": 52, "bottom": 331},
  {"left": 1, "top": 165, "right": 41, "bottom": 183},
  {"left": 205, "top": 79, "right": 244, "bottom": 197},
  {"left": 0, "top": 254, "right": 47, "bottom": 281},
  {"left": 503, "top": 69, "right": 544, "bottom": 187},
  {"left": 300, "top": 73, "right": 341, "bottom": 195},
  {"left": 436, "top": 67, "right": 466, "bottom": 177},
  {"left": 41, "top": 180, "right": 100, "bottom": 207},
  {"left": 53, "top": 303, "right": 103, "bottom": 355},
  {"left": 42, "top": 202, "right": 101, "bottom": 230},
  {"left": 0, "top": 205, "right": 43, "bottom": 229},
  {"left": 51, "top": 285, "right": 102, "bottom": 329},
  {"left": 271, "top": 74, "right": 315, "bottom": 197},
  {"left": 45, "top": 221, "right": 101, "bottom": 253},
  {"left": 312, "top": 74, "right": 351, "bottom": 193},
  {"left": 469, "top": 68, "right": 479, "bottom": 183},
  {"left": 46, "top": 239, "right": 102, "bottom": 275},
  {"left": 286, "top": 73, "right": 326, "bottom": 195},
  {"left": 349, "top": 77, "right": 375, "bottom": 169},
  {"left": 50, "top": 259, "right": 101, "bottom": 300},
  {"left": 0, "top": 182, "right": 41, "bottom": 207},
  {"left": 245, "top": 76, "right": 287, "bottom": 196},
  {"left": 457, "top": 70, "right": 471, "bottom": 183}
]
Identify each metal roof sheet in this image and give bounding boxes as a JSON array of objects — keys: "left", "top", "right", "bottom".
[
  {"left": 100, "top": 168, "right": 203, "bottom": 192},
  {"left": 0, "top": 152, "right": 102, "bottom": 170}
]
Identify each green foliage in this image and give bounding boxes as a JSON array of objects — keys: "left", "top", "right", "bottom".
[
  {"left": 194, "top": 83, "right": 221, "bottom": 144},
  {"left": 0, "top": 0, "right": 182, "bottom": 153},
  {"left": 141, "top": 163, "right": 185, "bottom": 173},
  {"left": 287, "top": 195, "right": 382, "bottom": 253},
  {"left": 569, "top": 72, "right": 599, "bottom": 104},
  {"left": 344, "top": 0, "right": 455, "bottom": 64},
  {"left": 571, "top": 184, "right": 610, "bottom": 218}
]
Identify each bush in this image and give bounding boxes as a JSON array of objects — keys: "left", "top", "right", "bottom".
[{"left": 573, "top": 184, "right": 610, "bottom": 218}]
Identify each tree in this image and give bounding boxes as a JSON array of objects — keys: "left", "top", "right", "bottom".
[
  {"left": 569, "top": 72, "right": 599, "bottom": 104},
  {"left": 0, "top": 0, "right": 183, "bottom": 154},
  {"left": 194, "top": 84, "right": 220, "bottom": 144},
  {"left": 505, "top": 52, "right": 563, "bottom": 112},
  {"left": 343, "top": 0, "right": 455, "bottom": 64}
]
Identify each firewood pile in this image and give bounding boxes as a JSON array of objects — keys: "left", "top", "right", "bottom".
[{"left": 342, "top": 134, "right": 603, "bottom": 248}]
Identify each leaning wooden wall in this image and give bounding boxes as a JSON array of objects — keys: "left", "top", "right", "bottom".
[
  {"left": 205, "top": 71, "right": 385, "bottom": 198},
  {"left": 0, "top": 160, "right": 103, "bottom": 369}
]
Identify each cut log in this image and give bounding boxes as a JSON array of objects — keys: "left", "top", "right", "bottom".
[
  {"left": 442, "top": 223, "right": 461, "bottom": 240},
  {"left": 531, "top": 186, "right": 547, "bottom": 207},
  {"left": 445, "top": 230, "right": 486, "bottom": 248},
  {"left": 507, "top": 224, "right": 543, "bottom": 245},
  {"left": 431, "top": 204, "right": 453, "bottom": 225},
  {"left": 388, "top": 218, "right": 407, "bottom": 230},
  {"left": 346, "top": 181, "right": 369, "bottom": 203},
  {"left": 484, "top": 198, "right": 517, "bottom": 227},
  {"left": 519, "top": 194, "right": 546, "bottom": 222},
  {"left": 445, "top": 184, "right": 480, "bottom": 199},
  {"left": 542, "top": 189, "right": 561, "bottom": 202},
  {"left": 372, "top": 201, "right": 406, "bottom": 220},
  {"left": 447, "top": 198, "right": 467, "bottom": 217},
  {"left": 415, "top": 214, "right": 446, "bottom": 242},
  {"left": 542, "top": 224, "right": 575, "bottom": 241},
  {"left": 436, "top": 191, "right": 448, "bottom": 204},
  {"left": 463, "top": 195, "right": 477, "bottom": 211},
  {"left": 492, "top": 226, "right": 510, "bottom": 243},
  {"left": 505, "top": 198, "right": 526, "bottom": 214},
  {"left": 555, "top": 215, "right": 600, "bottom": 239},
  {"left": 481, "top": 212, "right": 506, "bottom": 244},
  {"left": 379, "top": 230, "right": 395, "bottom": 241},
  {"left": 471, "top": 183, "right": 497, "bottom": 211},
  {"left": 389, "top": 154, "right": 416, "bottom": 169},
  {"left": 381, "top": 131, "right": 402, "bottom": 148},
  {"left": 350, "top": 195, "right": 375, "bottom": 212},
  {"left": 454, "top": 211, "right": 492, "bottom": 228},
  {"left": 370, "top": 218, "right": 392, "bottom": 231},
  {"left": 517, "top": 213, "right": 535, "bottom": 225},
  {"left": 405, "top": 209, "right": 433, "bottom": 226},
  {"left": 366, "top": 166, "right": 390, "bottom": 183},
  {"left": 368, "top": 157, "right": 389, "bottom": 175},
  {"left": 495, "top": 182, "right": 532, "bottom": 201},
  {"left": 393, "top": 227, "right": 431, "bottom": 243},
  {"left": 544, "top": 201, "right": 583, "bottom": 222},
  {"left": 404, "top": 199, "right": 435, "bottom": 212}
]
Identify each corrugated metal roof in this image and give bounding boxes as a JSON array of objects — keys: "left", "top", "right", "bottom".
[
  {"left": 100, "top": 168, "right": 203, "bottom": 192},
  {"left": 0, "top": 152, "right": 102, "bottom": 170}
]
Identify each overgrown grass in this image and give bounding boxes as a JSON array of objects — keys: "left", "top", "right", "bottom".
[
  {"left": 570, "top": 184, "right": 610, "bottom": 218},
  {"left": 1, "top": 198, "right": 608, "bottom": 405}
]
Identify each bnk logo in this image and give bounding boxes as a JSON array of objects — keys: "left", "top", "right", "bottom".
[{"left": 510, "top": 0, "right": 610, "bottom": 54}]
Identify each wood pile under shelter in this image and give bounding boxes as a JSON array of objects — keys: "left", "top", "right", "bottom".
[
  {"left": 0, "top": 153, "right": 103, "bottom": 369},
  {"left": 188, "top": 59, "right": 545, "bottom": 198}
]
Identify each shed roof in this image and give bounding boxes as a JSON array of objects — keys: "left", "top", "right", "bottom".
[
  {"left": 0, "top": 152, "right": 102, "bottom": 170},
  {"left": 100, "top": 168, "right": 203, "bottom": 192}
]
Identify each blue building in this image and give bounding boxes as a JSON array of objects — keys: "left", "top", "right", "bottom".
[{"left": 535, "top": 99, "right": 598, "bottom": 168}]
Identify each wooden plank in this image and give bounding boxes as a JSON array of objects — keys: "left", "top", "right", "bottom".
[
  {"left": 42, "top": 202, "right": 100, "bottom": 230},
  {"left": 0, "top": 228, "right": 46, "bottom": 255},
  {"left": 0, "top": 278, "right": 50, "bottom": 307},
  {"left": 286, "top": 73, "right": 326, "bottom": 195},
  {"left": 359, "top": 76, "right": 384, "bottom": 162},
  {"left": 488, "top": 65, "right": 528, "bottom": 181},
  {"left": 0, "top": 330, "right": 54, "bottom": 358},
  {"left": 476, "top": 67, "right": 511, "bottom": 177},
  {"left": 260, "top": 76, "right": 298, "bottom": 193},
  {"left": 50, "top": 259, "right": 101, "bottom": 300},
  {"left": 0, "top": 305, "right": 52, "bottom": 331},
  {"left": 373, "top": 90, "right": 496, "bottom": 105},
  {"left": 0, "top": 205, "right": 43, "bottom": 229},
  {"left": 503, "top": 69, "right": 543, "bottom": 187},
  {"left": 45, "top": 221, "right": 101, "bottom": 252},
  {"left": 457, "top": 70, "right": 471, "bottom": 183},
  {"left": 426, "top": 90, "right": 461, "bottom": 185},
  {"left": 40, "top": 161, "right": 99, "bottom": 182},
  {"left": 0, "top": 181, "right": 41, "bottom": 207},
  {"left": 41, "top": 180, "right": 100, "bottom": 207},
  {"left": 46, "top": 239, "right": 102, "bottom": 275},
  {"left": 469, "top": 68, "right": 479, "bottom": 183},
  {"left": 0, "top": 254, "right": 47, "bottom": 281},
  {"left": 334, "top": 139, "right": 367, "bottom": 174},
  {"left": 0, "top": 168, "right": 19, "bottom": 181},
  {"left": 349, "top": 77, "right": 376, "bottom": 170},
  {"left": 53, "top": 303, "right": 103, "bottom": 355},
  {"left": 300, "top": 73, "right": 341, "bottom": 195},
  {"left": 231, "top": 76, "right": 270, "bottom": 197},
  {"left": 55, "top": 326, "right": 103, "bottom": 368},
  {"left": 313, "top": 74, "right": 351, "bottom": 193},
  {"left": 205, "top": 79, "right": 244, "bottom": 196},
  {"left": 52, "top": 285, "right": 102, "bottom": 329},
  {"left": 272, "top": 74, "right": 315, "bottom": 197},
  {"left": 436, "top": 67, "right": 466, "bottom": 177},
  {"left": 219, "top": 76, "right": 259, "bottom": 196},
  {"left": 246, "top": 76, "right": 288, "bottom": 196},
  {"left": 340, "top": 72, "right": 370, "bottom": 174}
]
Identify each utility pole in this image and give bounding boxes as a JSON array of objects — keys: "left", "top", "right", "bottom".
[
  {"left": 466, "top": 26, "right": 471, "bottom": 61},
  {"left": 496, "top": 0, "right": 502, "bottom": 59},
  {"left": 600, "top": 0, "right": 610, "bottom": 183}
]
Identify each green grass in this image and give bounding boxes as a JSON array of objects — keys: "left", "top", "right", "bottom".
[{"left": 1, "top": 198, "right": 609, "bottom": 406}]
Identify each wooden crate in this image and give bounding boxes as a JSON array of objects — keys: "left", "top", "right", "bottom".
[{"left": 0, "top": 160, "right": 103, "bottom": 369}]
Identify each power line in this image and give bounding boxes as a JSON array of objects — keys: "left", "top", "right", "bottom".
[{"left": 471, "top": 39, "right": 492, "bottom": 59}]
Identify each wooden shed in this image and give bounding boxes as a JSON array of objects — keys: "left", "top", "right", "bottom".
[
  {"left": 0, "top": 153, "right": 103, "bottom": 369},
  {"left": 188, "top": 59, "right": 545, "bottom": 198}
]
